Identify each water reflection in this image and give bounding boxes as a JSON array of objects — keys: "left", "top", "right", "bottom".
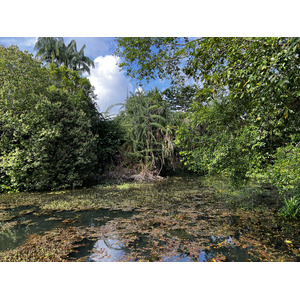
[
  {"left": 88, "top": 238, "right": 126, "bottom": 262},
  {"left": 84, "top": 233, "right": 254, "bottom": 262},
  {"left": 0, "top": 206, "right": 135, "bottom": 252}
]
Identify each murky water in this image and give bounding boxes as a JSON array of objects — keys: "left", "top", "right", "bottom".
[
  {"left": 0, "top": 206, "right": 135, "bottom": 252},
  {"left": 0, "top": 176, "right": 299, "bottom": 262}
]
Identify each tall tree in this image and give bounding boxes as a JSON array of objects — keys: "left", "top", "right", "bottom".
[
  {"left": 117, "top": 88, "right": 175, "bottom": 173},
  {"left": 34, "top": 37, "right": 64, "bottom": 64},
  {"left": 63, "top": 40, "right": 95, "bottom": 74},
  {"left": 35, "top": 38, "right": 95, "bottom": 74}
]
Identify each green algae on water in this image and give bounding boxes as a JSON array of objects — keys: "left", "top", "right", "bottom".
[{"left": 0, "top": 176, "right": 299, "bottom": 262}]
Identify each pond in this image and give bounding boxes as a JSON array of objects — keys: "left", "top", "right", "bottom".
[{"left": 0, "top": 176, "right": 299, "bottom": 262}]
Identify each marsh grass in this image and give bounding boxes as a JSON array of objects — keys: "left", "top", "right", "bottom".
[
  {"left": 280, "top": 196, "right": 300, "bottom": 219},
  {"left": 202, "top": 175, "right": 281, "bottom": 211},
  {"left": 0, "top": 175, "right": 282, "bottom": 214},
  {"left": 1, "top": 221, "right": 18, "bottom": 231}
]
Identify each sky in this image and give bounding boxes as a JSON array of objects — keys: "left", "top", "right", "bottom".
[
  {"left": 0, "top": 4, "right": 297, "bottom": 116},
  {"left": 0, "top": 37, "right": 192, "bottom": 115},
  {"left": 0, "top": 37, "right": 175, "bottom": 115},
  {"left": 0, "top": 37, "right": 152, "bottom": 115}
]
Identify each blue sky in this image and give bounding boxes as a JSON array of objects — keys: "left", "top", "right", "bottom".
[{"left": 0, "top": 37, "right": 170, "bottom": 115}]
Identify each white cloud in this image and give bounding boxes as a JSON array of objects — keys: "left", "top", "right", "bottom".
[
  {"left": 135, "top": 86, "right": 144, "bottom": 95},
  {"left": 88, "top": 55, "right": 132, "bottom": 115}
]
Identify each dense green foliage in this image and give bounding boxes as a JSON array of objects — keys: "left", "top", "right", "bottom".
[
  {"left": 0, "top": 46, "right": 119, "bottom": 192},
  {"left": 116, "top": 37, "right": 300, "bottom": 201},
  {"left": 162, "top": 84, "right": 199, "bottom": 112}
]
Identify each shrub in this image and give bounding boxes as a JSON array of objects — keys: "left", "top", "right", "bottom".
[{"left": 0, "top": 46, "right": 107, "bottom": 191}]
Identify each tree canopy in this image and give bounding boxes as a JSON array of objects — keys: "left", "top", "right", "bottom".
[
  {"left": 34, "top": 37, "right": 95, "bottom": 74},
  {"left": 116, "top": 37, "right": 300, "bottom": 191}
]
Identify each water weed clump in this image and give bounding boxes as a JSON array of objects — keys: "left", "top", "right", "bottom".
[
  {"left": 280, "top": 196, "right": 300, "bottom": 219},
  {"left": 0, "top": 227, "right": 92, "bottom": 262}
]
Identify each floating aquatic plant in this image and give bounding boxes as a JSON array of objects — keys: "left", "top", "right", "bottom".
[{"left": 0, "top": 176, "right": 299, "bottom": 262}]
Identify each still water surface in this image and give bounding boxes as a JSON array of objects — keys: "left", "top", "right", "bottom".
[{"left": 0, "top": 176, "right": 299, "bottom": 261}]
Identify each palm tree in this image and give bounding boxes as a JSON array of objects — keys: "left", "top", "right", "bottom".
[
  {"left": 63, "top": 40, "right": 95, "bottom": 74},
  {"left": 34, "top": 37, "right": 64, "bottom": 64},
  {"left": 120, "top": 88, "right": 174, "bottom": 173},
  {"left": 35, "top": 38, "right": 95, "bottom": 74}
]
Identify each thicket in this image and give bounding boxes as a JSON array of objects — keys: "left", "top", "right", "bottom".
[
  {"left": 0, "top": 46, "right": 120, "bottom": 192},
  {"left": 116, "top": 37, "right": 300, "bottom": 217}
]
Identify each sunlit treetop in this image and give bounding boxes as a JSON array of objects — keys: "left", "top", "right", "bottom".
[
  {"left": 115, "top": 37, "right": 202, "bottom": 85},
  {"left": 115, "top": 37, "right": 300, "bottom": 90}
]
